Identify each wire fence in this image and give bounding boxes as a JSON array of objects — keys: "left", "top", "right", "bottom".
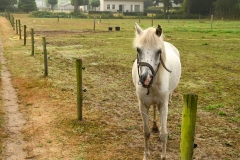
[{"left": 3, "top": 14, "right": 209, "bottom": 159}]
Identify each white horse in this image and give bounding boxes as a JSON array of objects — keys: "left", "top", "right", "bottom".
[{"left": 132, "top": 23, "right": 181, "bottom": 160}]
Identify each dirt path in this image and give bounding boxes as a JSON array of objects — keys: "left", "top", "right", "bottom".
[{"left": 0, "top": 34, "right": 27, "bottom": 159}]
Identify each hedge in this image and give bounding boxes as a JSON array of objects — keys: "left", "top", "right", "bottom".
[{"left": 123, "top": 12, "right": 147, "bottom": 16}]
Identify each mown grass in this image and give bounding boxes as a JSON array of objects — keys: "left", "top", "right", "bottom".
[{"left": 0, "top": 14, "right": 240, "bottom": 159}]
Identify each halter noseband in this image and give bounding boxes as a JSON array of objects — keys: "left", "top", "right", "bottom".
[{"left": 137, "top": 53, "right": 172, "bottom": 95}]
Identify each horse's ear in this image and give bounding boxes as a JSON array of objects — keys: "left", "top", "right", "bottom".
[
  {"left": 156, "top": 24, "right": 162, "bottom": 37},
  {"left": 135, "top": 23, "right": 142, "bottom": 34}
]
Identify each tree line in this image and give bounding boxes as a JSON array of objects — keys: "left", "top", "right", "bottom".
[
  {"left": 145, "top": 0, "right": 240, "bottom": 18},
  {"left": 0, "top": 0, "right": 239, "bottom": 18}
]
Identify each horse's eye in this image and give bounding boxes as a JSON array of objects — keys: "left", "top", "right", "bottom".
[{"left": 137, "top": 47, "right": 141, "bottom": 53}]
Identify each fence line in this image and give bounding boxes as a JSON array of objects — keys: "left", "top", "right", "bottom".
[{"left": 3, "top": 13, "right": 207, "bottom": 159}]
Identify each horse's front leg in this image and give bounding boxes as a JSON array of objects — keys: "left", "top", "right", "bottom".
[
  {"left": 159, "top": 99, "right": 169, "bottom": 160},
  {"left": 139, "top": 103, "right": 150, "bottom": 160}
]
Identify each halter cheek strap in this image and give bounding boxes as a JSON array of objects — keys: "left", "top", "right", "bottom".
[{"left": 160, "top": 54, "right": 172, "bottom": 73}]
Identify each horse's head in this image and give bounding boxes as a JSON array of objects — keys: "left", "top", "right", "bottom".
[{"left": 134, "top": 23, "right": 164, "bottom": 88}]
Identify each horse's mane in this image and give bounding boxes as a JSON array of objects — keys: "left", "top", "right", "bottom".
[{"left": 133, "top": 27, "right": 165, "bottom": 50}]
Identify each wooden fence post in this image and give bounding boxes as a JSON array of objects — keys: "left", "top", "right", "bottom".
[
  {"left": 211, "top": 14, "right": 213, "bottom": 29},
  {"left": 11, "top": 15, "right": 15, "bottom": 29},
  {"left": 42, "top": 37, "right": 48, "bottom": 76},
  {"left": 76, "top": 59, "right": 83, "bottom": 120},
  {"left": 18, "top": 20, "right": 21, "bottom": 39},
  {"left": 31, "top": 28, "right": 34, "bottom": 55},
  {"left": 180, "top": 94, "right": 198, "bottom": 160},
  {"left": 23, "top": 25, "right": 26, "bottom": 45},
  {"left": 12, "top": 16, "right": 15, "bottom": 30},
  {"left": 4, "top": 10, "right": 7, "bottom": 18},
  {"left": 7, "top": 12, "right": 10, "bottom": 21},
  {"left": 138, "top": 13, "right": 140, "bottom": 23},
  {"left": 16, "top": 20, "right": 18, "bottom": 34},
  {"left": 151, "top": 14, "right": 153, "bottom": 26},
  {"left": 94, "top": 16, "right": 96, "bottom": 31}
]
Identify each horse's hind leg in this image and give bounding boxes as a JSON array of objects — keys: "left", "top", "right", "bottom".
[
  {"left": 152, "top": 105, "right": 159, "bottom": 133},
  {"left": 140, "top": 103, "right": 150, "bottom": 160}
]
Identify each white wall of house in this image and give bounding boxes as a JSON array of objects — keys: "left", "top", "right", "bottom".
[
  {"left": 59, "top": 3, "right": 74, "bottom": 11},
  {"left": 100, "top": 0, "right": 144, "bottom": 12}
]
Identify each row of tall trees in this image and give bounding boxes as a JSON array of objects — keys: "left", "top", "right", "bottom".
[
  {"left": 0, "top": 0, "right": 17, "bottom": 12},
  {"left": 71, "top": 0, "right": 100, "bottom": 12},
  {"left": 144, "top": 0, "right": 240, "bottom": 18},
  {"left": 183, "top": 0, "right": 240, "bottom": 17},
  {"left": 214, "top": 0, "right": 240, "bottom": 18},
  {"left": 0, "top": 0, "right": 100, "bottom": 13}
]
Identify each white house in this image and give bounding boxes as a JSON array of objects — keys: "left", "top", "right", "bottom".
[
  {"left": 100, "top": 0, "right": 144, "bottom": 12},
  {"left": 59, "top": 3, "right": 74, "bottom": 12},
  {"left": 37, "top": 0, "right": 145, "bottom": 13}
]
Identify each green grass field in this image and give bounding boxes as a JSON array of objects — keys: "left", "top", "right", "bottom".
[{"left": 0, "top": 14, "right": 240, "bottom": 159}]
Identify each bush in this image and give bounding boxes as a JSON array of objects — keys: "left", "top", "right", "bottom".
[
  {"left": 30, "top": 11, "right": 71, "bottom": 18},
  {"left": 88, "top": 11, "right": 112, "bottom": 15},
  {"left": 5, "top": 5, "right": 18, "bottom": 12},
  {"left": 154, "top": 13, "right": 201, "bottom": 19},
  {"left": 123, "top": 12, "right": 147, "bottom": 16},
  {"left": 69, "top": 12, "right": 87, "bottom": 18},
  {"left": 145, "top": 9, "right": 163, "bottom": 14},
  {"left": 100, "top": 13, "right": 114, "bottom": 19},
  {"left": 181, "top": 13, "right": 200, "bottom": 19}
]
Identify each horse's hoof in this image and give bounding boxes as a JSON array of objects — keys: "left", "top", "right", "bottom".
[
  {"left": 143, "top": 151, "right": 150, "bottom": 160},
  {"left": 161, "top": 155, "right": 166, "bottom": 160},
  {"left": 152, "top": 126, "right": 159, "bottom": 133}
]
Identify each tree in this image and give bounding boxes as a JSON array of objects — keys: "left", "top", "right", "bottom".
[
  {"left": 163, "top": 0, "right": 172, "bottom": 14},
  {"left": 181, "top": 0, "right": 192, "bottom": 15},
  {"left": 71, "top": 0, "right": 89, "bottom": 12},
  {"left": 190, "top": 0, "right": 216, "bottom": 15},
  {"left": 0, "top": 0, "right": 17, "bottom": 12},
  {"left": 186, "top": 0, "right": 192, "bottom": 15},
  {"left": 18, "top": 0, "right": 37, "bottom": 13},
  {"left": 144, "top": 0, "right": 154, "bottom": 9},
  {"left": 48, "top": 0, "right": 58, "bottom": 11},
  {"left": 154, "top": 0, "right": 161, "bottom": 6},
  {"left": 90, "top": 0, "right": 100, "bottom": 10},
  {"left": 214, "top": 0, "right": 240, "bottom": 18}
]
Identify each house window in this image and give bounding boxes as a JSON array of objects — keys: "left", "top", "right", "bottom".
[
  {"left": 107, "top": 4, "right": 110, "bottom": 9},
  {"left": 112, "top": 4, "right": 115, "bottom": 9},
  {"left": 135, "top": 5, "right": 140, "bottom": 12}
]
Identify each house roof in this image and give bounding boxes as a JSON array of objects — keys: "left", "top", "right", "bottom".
[{"left": 59, "top": 2, "right": 71, "bottom": 7}]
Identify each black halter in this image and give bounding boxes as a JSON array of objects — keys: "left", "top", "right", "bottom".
[{"left": 137, "top": 53, "right": 172, "bottom": 95}]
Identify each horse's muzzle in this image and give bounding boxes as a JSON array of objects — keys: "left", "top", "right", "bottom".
[{"left": 139, "top": 73, "right": 153, "bottom": 88}]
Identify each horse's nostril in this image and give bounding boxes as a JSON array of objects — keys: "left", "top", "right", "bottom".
[
  {"left": 139, "top": 75, "right": 145, "bottom": 85},
  {"left": 139, "top": 74, "right": 153, "bottom": 87}
]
